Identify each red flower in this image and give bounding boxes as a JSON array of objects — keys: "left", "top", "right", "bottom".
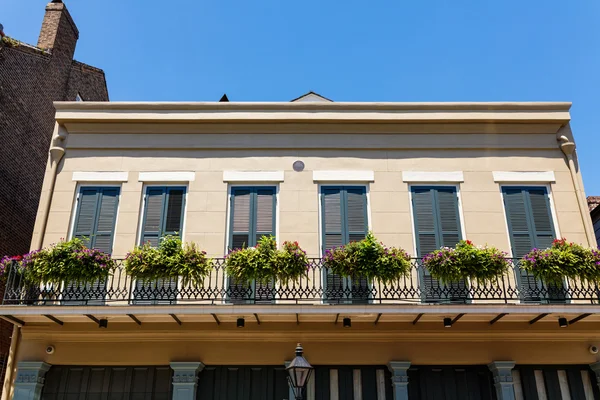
[
  {"left": 13, "top": 255, "right": 22, "bottom": 261},
  {"left": 466, "top": 240, "right": 473, "bottom": 245}
]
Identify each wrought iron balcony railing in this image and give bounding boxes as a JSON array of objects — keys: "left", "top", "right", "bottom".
[{"left": 2, "top": 259, "right": 599, "bottom": 306}]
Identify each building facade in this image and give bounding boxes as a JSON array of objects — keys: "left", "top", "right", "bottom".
[
  {"left": 1, "top": 99, "right": 599, "bottom": 400},
  {"left": 588, "top": 197, "right": 600, "bottom": 248}
]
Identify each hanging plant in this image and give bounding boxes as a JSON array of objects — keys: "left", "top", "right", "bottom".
[
  {"left": 322, "top": 232, "right": 411, "bottom": 284},
  {"left": 4, "top": 238, "right": 114, "bottom": 284},
  {"left": 225, "top": 236, "right": 310, "bottom": 284},
  {"left": 225, "top": 236, "right": 278, "bottom": 284},
  {"left": 273, "top": 241, "right": 310, "bottom": 283},
  {"left": 521, "top": 238, "right": 599, "bottom": 285},
  {"left": 124, "top": 236, "right": 212, "bottom": 286},
  {"left": 421, "top": 240, "right": 511, "bottom": 283}
]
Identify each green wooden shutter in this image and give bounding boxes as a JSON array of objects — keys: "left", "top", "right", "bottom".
[
  {"left": 73, "top": 187, "right": 119, "bottom": 254},
  {"left": 322, "top": 187, "right": 368, "bottom": 303},
  {"left": 136, "top": 186, "right": 186, "bottom": 305},
  {"left": 502, "top": 187, "right": 556, "bottom": 257},
  {"left": 322, "top": 188, "right": 344, "bottom": 252},
  {"left": 346, "top": 188, "right": 368, "bottom": 243},
  {"left": 253, "top": 188, "right": 276, "bottom": 304},
  {"left": 230, "top": 188, "right": 252, "bottom": 249},
  {"left": 502, "top": 187, "right": 559, "bottom": 302},
  {"left": 412, "top": 188, "right": 440, "bottom": 256},
  {"left": 73, "top": 188, "right": 101, "bottom": 248},
  {"left": 141, "top": 187, "right": 166, "bottom": 247},
  {"left": 164, "top": 188, "right": 185, "bottom": 236},
  {"left": 411, "top": 187, "right": 464, "bottom": 302},
  {"left": 228, "top": 187, "right": 276, "bottom": 304},
  {"left": 93, "top": 188, "right": 119, "bottom": 254},
  {"left": 502, "top": 188, "right": 535, "bottom": 258},
  {"left": 527, "top": 188, "right": 556, "bottom": 250},
  {"left": 436, "top": 188, "right": 462, "bottom": 248},
  {"left": 69, "top": 187, "right": 119, "bottom": 305}
]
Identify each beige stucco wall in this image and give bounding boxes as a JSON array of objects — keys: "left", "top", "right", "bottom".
[{"left": 33, "top": 127, "right": 587, "bottom": 259}]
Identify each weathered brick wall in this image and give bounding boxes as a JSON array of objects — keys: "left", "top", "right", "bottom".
[
  {"left": 0, "top": 2, "right": 108, "bottom": 259},
  {"left": 0, "top": 0, "right": 108, "bottom": 382}
]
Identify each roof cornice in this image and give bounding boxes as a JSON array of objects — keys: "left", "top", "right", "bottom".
[{"left": 53, "top": 101, "right": 572, "bottom": 124}]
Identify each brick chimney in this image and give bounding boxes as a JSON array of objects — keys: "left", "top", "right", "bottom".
[{"left": 37, "top": 0, "right": 79, "bottom": 59}]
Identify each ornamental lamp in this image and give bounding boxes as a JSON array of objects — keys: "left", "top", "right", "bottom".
[{"left": 286, "top": 343, "right": 313, "bottom": 400}]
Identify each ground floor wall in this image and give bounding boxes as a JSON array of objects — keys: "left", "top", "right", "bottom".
[{"left": 8, "top": 322, "right": 600, "bottom": 399}]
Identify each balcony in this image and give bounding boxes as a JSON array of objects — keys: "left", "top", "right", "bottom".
[{"left": 3, "top": 259, "right": 599, "bottom": 306}]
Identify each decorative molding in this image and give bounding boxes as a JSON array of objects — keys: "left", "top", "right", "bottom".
[
  {"left": 170, "top": 361, "right": 205, "bottom": 400},
  {"left": 223, "top": 171, "right": 284, "bottom": 182},
  {"left": 388, "top": 361, "right": 411, "bottom": 400},
  {"left": 138, "top": 171, "right": 195, "bottom": 182},
  {"left": 402, "top": 171, "right": 464, "bottom": 183},
  {"left": 492, "top": 171, "right": 555, "bottom": 183},
  {"left": 488, "top": 361, "right": 516, "bottom": 400},
  {"left": 312, "top": 170, "right": 374, "bottom": 182},
  {"left": 14, "top": 361, "right": 51, "bottom": 386},
  {"left": 72, "top": 171, "right": 129, "bottom": 182}
]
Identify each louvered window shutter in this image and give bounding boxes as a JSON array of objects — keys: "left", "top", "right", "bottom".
[
  {"left": 136, "top": 186, "right": 186, "bottom": 305},
  {"left": 73, "top": 187, "right": 120, "bottom": 254},
  {"left": 69, "top": 187, "right": 119, "bottom": 305},
  {"left": 141, "top": 187, "right": 166, "bottom": 247},
  {"left": 502, "top": 187, "right": 559, "bottom": 301},
  {"left": 230, "top": 188, "right": 252, "bottom": 249},
  {"left": 228, "top": 187, "right": 276, "bottom": 304},
  {"left": 411, "top": 188, "right": 439, "bottom": 256},
  {"left": 411, "top": 187, "right": 464, "bottom": 302},
  {"left": 73, "top": 188, "right": 101, "bottom": 249},
  {"left": 322, "top": 187, "right": 368, "bottom": 303},
  {"left": 322, "top": 188, "right": 344, "bottom": 252}
]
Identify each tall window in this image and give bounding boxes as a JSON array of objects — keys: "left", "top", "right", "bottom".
[
  {"left": 67, "top": 187, "right": 120, "bottom": 304},
  {"left": 502, "top": 187, "right": 562, "bottom": 301},
  {"left": 134, "top": 186, "right": 186, "bottom": 305},
  {"left": 228, "top": 187, "right": 276, "bottom": 303},
  {"left": 73, "top": 187, "right": 120, "bottom": 254},
  {"left": 140, "top": 187, "right": 186, "bottom": 247},
  {"left": 321, "top": 186, "right": 369, "bottom": 303},
  {"left": 411, "top": 186, "right": 466, "bottom": 302}
]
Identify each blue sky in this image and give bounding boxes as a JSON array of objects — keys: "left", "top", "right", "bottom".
[{"left": 3, "top": 0, "right": 600, "bottom": 193}]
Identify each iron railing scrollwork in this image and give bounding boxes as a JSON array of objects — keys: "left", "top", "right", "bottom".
[{"left": 2, "top": 259, "right": 599, "bottom": 305}]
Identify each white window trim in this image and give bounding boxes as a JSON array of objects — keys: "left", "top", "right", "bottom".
[
  {"left": 492, "top": 171, "right": 555, "bottom": 183},
  {"left": 72, "top": 171, "right": 129, "bottom": 182},
  {"left": 313, "top": 170, "right": 374, "bottom": 182},
  {"left": 138, "top": 171, "right": 195, "bottom": 182},
  {"left": 402, "top": 171, "right": 464, "bottom": 183},
  {"left": 407, "top": 184, "right": 467, "bottom": 257},
  {"left": 223, "top": 171, "right": 284, "bottom": 182}
]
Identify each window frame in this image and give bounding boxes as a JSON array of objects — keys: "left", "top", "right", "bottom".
[
  {"left": 225, "top": 184, "right": 279, "bottom": 304},
  {"left": 68, "top": 184, "right": 122, "bottom": 254},
  {"left": 407, "top": 184, "right": 466, "bottom": 257},
  {"left": 318, "top": 184, "right": 371, "bottom": 304},
  {"left": 498, "top": 184, "right": 560, "bottom": 258},
  {"left": 137, "top": 184, "right": 188, "bottom": 246},
  {"left": 317, "top": 184, "right": 371, "bottom": 257},
  {"left": 225, "top": 184, "right": 279, "bottom": 253}
]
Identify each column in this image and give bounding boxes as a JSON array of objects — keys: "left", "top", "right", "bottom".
[
  {"left": 590, "top": 361, "right": 600, "bottom": 391},
  {"left": 488, "top": 361, "right": 516, "bottom": 400},
  {"left": 13, "top": 361, "right": 51, "bottom": 400},
  {"left": 170, "top": 362, "right": 204, "bottom": 400},
  {"left": 387, "top": 361, "right": 411, "bottom": 400}
]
